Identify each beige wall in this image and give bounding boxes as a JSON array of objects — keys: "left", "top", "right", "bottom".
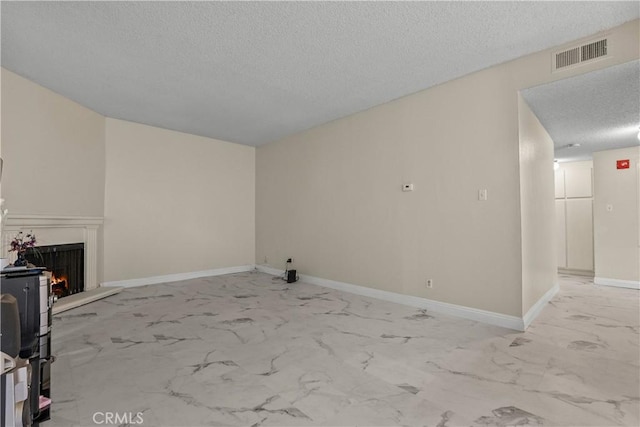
[
  {"left": 1, "top": 68, "right": 106, "bottom": 281},
  {"left": 518, "top": 95, "right": 556, "bottom": 315},
  {"left": 593, "top": 146, "right": 640, "bottom": 282},
  {"left": 257, "top": 66, "right": 523, "bottom": 316},
  {"left": 1, "top": 68, "right": 256, "bottom": 284},
  {"left": 257, "top": 20, "right": 639, "bottom": 317},
  {"left": 103, "top": 119, "right": 255, "bottom": 282},
  {"left": 1, "top": 68, "right": 106, "bottom": 217}
]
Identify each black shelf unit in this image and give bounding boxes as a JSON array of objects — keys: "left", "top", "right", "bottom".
[{"left": 1, "top": 270, "right": 52, "bottom": 425}]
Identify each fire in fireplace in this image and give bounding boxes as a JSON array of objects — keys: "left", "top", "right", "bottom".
[
  {"left": 25, "top": 243, "right": 84, "bottom": 298},
  {"left": 50, "top": 272, "right": 70, "bottom": 298}
]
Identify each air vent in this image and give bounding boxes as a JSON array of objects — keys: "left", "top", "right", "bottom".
[
  {"left": 581, "top": 39, "right": 607, "bottom": 62},
  {"left": 553, "top": 38, "right": 608, "bottom": 71},
  {"left": 556, "top": 47, "right": 580, "bottom": 69}
]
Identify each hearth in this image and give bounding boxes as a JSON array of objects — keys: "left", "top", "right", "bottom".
[{"left": 25, "top": 243, "right": 84, "bottom": 298}]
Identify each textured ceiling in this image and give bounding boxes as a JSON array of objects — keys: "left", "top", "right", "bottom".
[
  {"left": 1, "top": 2, "right": 638, "bottom": 146},
  {"left": 522, "top": 60, "right": 640, "bottom": 162}
]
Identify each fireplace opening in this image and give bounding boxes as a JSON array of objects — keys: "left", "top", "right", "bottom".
[{"left": 25, "top": 243, "right": 84, "bottom": 298}]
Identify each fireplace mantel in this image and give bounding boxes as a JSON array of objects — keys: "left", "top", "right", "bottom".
[{"left": 2, "top": 214, "right": 103, "bottom": 291}]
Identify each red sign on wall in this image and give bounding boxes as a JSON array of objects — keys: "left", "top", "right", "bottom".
[{"left": 617, "top": 159, "right": 630, "bottom": 169}]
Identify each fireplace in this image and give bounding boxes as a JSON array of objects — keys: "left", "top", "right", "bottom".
[
  {"left": 2, "top": 215, "right": 102, "bottom": 292},
  {"left": 25, "top": 243, "right": 84, "bottom": 298}
]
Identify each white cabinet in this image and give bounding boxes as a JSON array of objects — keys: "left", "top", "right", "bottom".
[
  {"left": 566, "top": 199, "right": 593, "bottom": 271},
  {"left": 556, "top": 200, "right": 567, "bottom": 268},
  {"left": 555, "top": 161, "right": 593, "bottom": 273},
  {"left": 555, "top": 170, "right": 565, "bottom": 199},
  {"left": 565, "top": 167, "right": 593, "bottom": 198}
]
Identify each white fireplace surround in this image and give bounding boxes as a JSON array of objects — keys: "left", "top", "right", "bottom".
[{"left": 2, "top": 214, "right": 102, "bottom": 291}]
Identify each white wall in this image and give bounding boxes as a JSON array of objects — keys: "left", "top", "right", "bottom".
[
  {"left": 518, "top": 95, "right": 556, "bottom": 315},
  {"left": 593, "top": 146, "right": 640, "bottom": 285},
  {"left": 1, "top": 68, "right": 106, "bottom": 217},
  {"left": 257, "top": 20, "right": 639, "bottom": 318},
  {"left": 103, "top": 119, "right": 255, "bottom": 282}
]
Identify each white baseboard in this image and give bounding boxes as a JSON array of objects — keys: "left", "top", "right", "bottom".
[
  {"left": 101, "top": 265, "right": 255, "bottom": 288},
  {"left": 255, "top": 265, "right": 525, "bottom": 331},
  {"left": 254, "top": 265, "right": 284, "bottom": 277},
  {"left": 523, "top": 282, "right": 559, "bottom": 329},
  {"left": 558, "top": 268, "right": 593, "bottom": 277},
  {"left": 594, "top": 277, "right": 640, "bottom": 290}
]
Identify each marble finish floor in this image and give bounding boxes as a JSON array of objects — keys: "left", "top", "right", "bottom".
[{"left": 50, "top": 272, "right": 639, "bottom": 426}]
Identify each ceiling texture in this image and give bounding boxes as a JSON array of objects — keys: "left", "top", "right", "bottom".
[
  {"left": 1, "top": 1, "right": 638, "bottom": 147},
  {"left": 522, "top": 60, "right": 640, "bottom": 162}
]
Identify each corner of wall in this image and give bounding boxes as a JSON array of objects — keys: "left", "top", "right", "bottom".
[{"left": 517, "top": 93, "right": 557, "bottom": 317}]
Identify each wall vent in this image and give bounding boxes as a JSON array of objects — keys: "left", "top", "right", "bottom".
[
  {"left": 556, "top": 47, "right": 580, "bottom": 69},
  {"left": 553, "top": 38, "right": 608, "bottom": 71},
  {"left": 581, "top": 39, "right": 607, "bottom": 62}
]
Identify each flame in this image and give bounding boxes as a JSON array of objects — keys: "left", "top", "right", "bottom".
[
  {"left": 51, "top": 272, "right": 68, "bottom": 286},
  {"left": 50, "top": 272, "right": 70, "bottom": 297}
]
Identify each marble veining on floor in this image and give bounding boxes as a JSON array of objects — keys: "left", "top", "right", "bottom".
[{"left": 50, "top": 272, "right": 639, "bottom": 426}]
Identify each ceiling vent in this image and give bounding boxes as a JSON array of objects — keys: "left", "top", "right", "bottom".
[{"left": 553, "top": 38, "right": 608, "bottom": 71}]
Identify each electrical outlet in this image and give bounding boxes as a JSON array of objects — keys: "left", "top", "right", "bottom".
[
  {"left": 402, "top": 183, "right": 414, "bottom": 192},
  {"left": 426, "top": 279, "right": 433, "bottom": 288}
]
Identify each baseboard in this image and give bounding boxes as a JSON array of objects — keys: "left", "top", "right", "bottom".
[
  {"left": 254, "top": 265, "right": 284, "bottom": 277},
  {"left": 558, "top": 268, "right": 594, "bottom": 277},
  {"left": 255, "top": 265, "right": 525, "bottom": 331},
  {"left": 522, "top": 282, "right": 559, "bottom": 329},
  {"left": 594, "top": 277, "right": 640, "bottom": 290},
  {"left": 101, "top": 265, "right": 255, "bottom": 288}
]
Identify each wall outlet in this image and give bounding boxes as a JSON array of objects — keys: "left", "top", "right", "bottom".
[{"left": 426, "top": 279, "right": 433, "bottom": 288}]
